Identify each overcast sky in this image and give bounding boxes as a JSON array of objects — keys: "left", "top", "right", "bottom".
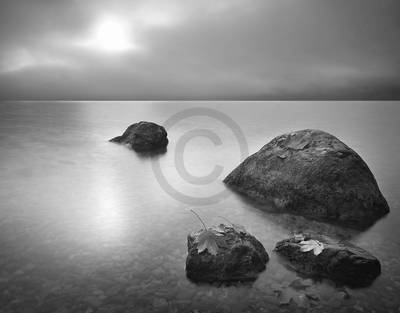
[{"left": 0, "top": 0, "right": 399, "bottom": 100}]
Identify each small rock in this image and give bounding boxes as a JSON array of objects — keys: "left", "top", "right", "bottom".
[
  {"left": 289, "top": 278, "right": 313, "bottom": 290},
  {"left": 275, "top": 234, "right": 381, "bottom": 287},
  {"left": 279, "top": 292, "right": 293, "bottom": 306},
  {"left": 293, "top": 294, "right": 309, "bottom": 308},
  {"left": 186, "top": 224, "right": 268, "bottom": 283},
  {"left": 110, "top": 121, "right": 168, "bottom": 151},
  {"left": 337, "top": 288, "right": 351, "bottom": 300},
  {"left": 305, "top": 293, "right": 319, "bottom": 301}
]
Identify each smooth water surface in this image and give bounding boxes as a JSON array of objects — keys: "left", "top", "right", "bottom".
[{"left": 0, "top": 101, "right": 399, "bottom": 313}]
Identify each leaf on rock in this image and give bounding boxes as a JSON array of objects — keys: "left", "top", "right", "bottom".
[
  {"left": 287, "top": 138, "right": 309, "bottom": 150},
  {"left": 230, "top": 223, "right": 247, "bottom": 234},
  {"left": 293, "top": 234, "right": 305, "bottom": 242},
  {"left": 195, "top": 228, "right": 227, "bottom": 255},
  {"left": 218, "top": 217, "right": 248, "bottom": 234},
  {"left": 215, "top": 224, "right": 228, "bottom": 234},
  {"left": 277, "top": 151, "right": 290, "bottom": 159},
  {"left": 299, "top": 240, "right": 324, "bottom": 256}
]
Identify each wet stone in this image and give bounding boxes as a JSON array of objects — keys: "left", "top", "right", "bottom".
[
  {"left": 109, "top": 121, "right": 168, "bottom": 152},
  {"left": 289, "top": 278, "right": 313, "bottom": 290},
  {"left": 275, "top": 234, "right": 381, "bottom": 287},
  {"left": 224, "top": 129, "right": 389, "bottom": 228},
  {"left": 186, "top": 224, "right": 268, "bottom": 283}
]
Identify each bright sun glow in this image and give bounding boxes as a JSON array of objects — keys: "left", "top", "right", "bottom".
[
  {"left": 91, "top": 17, "right": 133, "bottom": 52},
  {"left": 80, "top": 11, "right": 177, "bottom": 54}
]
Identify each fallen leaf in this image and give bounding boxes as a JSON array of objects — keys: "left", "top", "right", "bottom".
[
  {"left": 218, "top": 217, "right": 248, "bottom": 234},
  {"left": 278, "top": 151, "right": 290, "bottom": 159},
  {"left": 294, "top": 234, "right": 305, "bottom": 242},
  {"left": 299, "top": 240, "right": 324, "bottom": 256},
  {"left": 287, "top": 138, "right": 309, "bottom": 150},
  {"left": 215, "top": 224, "right": 227, "bottom": 233},
  {"left": 195, "top": 228, "right": 227, "bottom": 255},
  {"left": 230, "top": 223, "right": 247, "bottom": 234}
]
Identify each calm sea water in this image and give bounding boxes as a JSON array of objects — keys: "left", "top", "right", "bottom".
[{"left": 0, "top": 101, "right": 399, "bottom": 313}]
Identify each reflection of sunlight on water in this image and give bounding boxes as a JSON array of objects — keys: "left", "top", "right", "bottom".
[{"left": 88, "top": 167, "right": 128, "bottom": 244}]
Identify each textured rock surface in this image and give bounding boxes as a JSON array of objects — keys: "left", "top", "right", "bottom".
[
  {"left": 224, "top": 129, "right": 389, "bottom": 228},
  {"left": 275, "top": 235, "right": 381, "bottom": 287},
  {"left": 186, "top": 224, "right": 268, "bottom": 283},
  {"left": 110, "top": 121, "right": 168, "bottom": 151}
]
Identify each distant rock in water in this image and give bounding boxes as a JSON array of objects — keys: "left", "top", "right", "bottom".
[
  {"left": 224, "top": 129, "right": 389, "bottom": 228},
  {"left": 275, "top": 234, "right": 381, "bottom": 287},
  {"left": 110, "top": 121, "right": 168, "bottom": 151},
  {"left": 186, "top": 224, "right": 268, "bottom": 283}
]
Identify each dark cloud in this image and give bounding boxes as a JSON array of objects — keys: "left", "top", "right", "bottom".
[{"left": 0, "top": 0, "right": 399, "bottom": 99}]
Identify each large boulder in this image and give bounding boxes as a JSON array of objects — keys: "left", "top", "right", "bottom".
[
  {"left": 110, "top": 121, "right": 168, "bottom": 151},
  {"left": 186, "top": 224, "right": 268, "bottom": 283},
  {"left": 224, "top": 129, "right": 389, "bottom": 228},
  {"left": 275, "top": 234, "right": 381, "bottom": 287}
]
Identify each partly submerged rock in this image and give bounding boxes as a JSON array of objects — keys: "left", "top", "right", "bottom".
[
  {"left": 224, "top": 129, "right": 389, "bottom": 228},
  {"left": 186, "top": 224, "right": 268, "bottom": 283},
  {"left": 110, "top": 121, "right": 168, "bottom": 151},
  {"left": 275, "top": 234, "right": 381, "bottom": 287}
]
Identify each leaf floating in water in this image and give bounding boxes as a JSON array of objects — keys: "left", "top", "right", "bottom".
[
  {"left": 195, "top": 228, "right": 227, "bottom": 255},
  {"left": 299, "top": 240, "right": 324, "bottom": 256}
]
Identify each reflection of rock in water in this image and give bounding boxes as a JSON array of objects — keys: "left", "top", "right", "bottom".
[
  {"left": 231, "top": 192, "right": 360, "bottom": 241},
  {"left": 135, "top": 147, "right": 167, "bottom": 158},
  {"left": 269, "top": 213, "right": 360, "bottom": 241},
  {"left": 225, "top": 129, "right": 389, "bottom": 228},
  {"left": 110, "top": 121, "right": 168, "bottom": 152},
  {"left": 275, "top": 234, "right": 381, "bottom": 287},
  {"left": 186, "top": 224, "right": 268, "bottom": 283}
]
